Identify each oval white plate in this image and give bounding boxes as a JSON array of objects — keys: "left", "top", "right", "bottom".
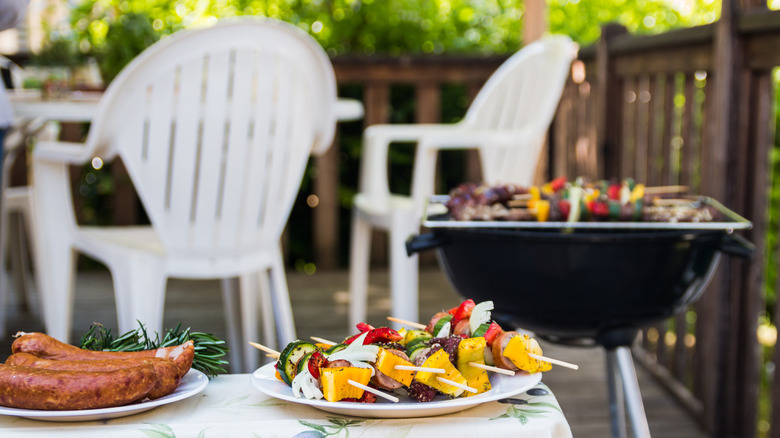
[
  {"left": 0, "top": 369, "right": 208, "bottom": 422},
  {"left": 251, "top": 362, "right": 541, "bottom": 418}
]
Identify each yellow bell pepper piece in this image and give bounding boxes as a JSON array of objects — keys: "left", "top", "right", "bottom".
[
  {"left": 374, "top": 348, "right": 415, "bottom": 387},
  {"left": 415, "top": 349, "right": 468, "bottom": 397},
  {"left": 502, "top": 334, "right": 552, "bottom": 374},
  {"left": 456, "top": 338, "right": 491, "bottom": 396},
  {"left": 320, "top": 366, "right": 373, "bottom": 402},
  {"left": 529, "top": 186, "right": 541, "bottom": 201},
  {"left": 630, "top": 184, "right": 645, "bottom": 202},
  {"left": 535, "top": 200, "right": 550, "bottom": 222}
]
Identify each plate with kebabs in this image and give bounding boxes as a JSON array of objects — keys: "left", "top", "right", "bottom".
[{"left": 250, "top": 300, "right": 574, "bottom": 418}]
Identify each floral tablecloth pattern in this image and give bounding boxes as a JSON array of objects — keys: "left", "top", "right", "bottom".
[{"left": 0, "top": 373, "right": 572, "bottom": 437}]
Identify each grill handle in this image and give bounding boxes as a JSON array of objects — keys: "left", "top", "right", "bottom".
[
  {"left": 406, "top": 233, "right": 447, "bottom": 256},
  {"left": 718, "top": 232, "right": 755, "bottom": 259}
]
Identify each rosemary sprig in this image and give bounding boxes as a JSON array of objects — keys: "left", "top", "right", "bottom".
[{"left": 79, "top": 322, "right": 229, "bottom": 378}]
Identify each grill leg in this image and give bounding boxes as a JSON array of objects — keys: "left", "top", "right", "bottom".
[
  {"left": 606, "top": 349, "right": 627, "bottom": 438},
  {"left": 606, "top": 347, "right": 652, "bottom": 438}
]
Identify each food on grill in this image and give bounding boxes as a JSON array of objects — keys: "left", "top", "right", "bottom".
[
  {"left": 0, "top": 332, "right": 197, "bottom": 410},
  {"left": 445, "top": 178, "right": 717, "bottom": 223}
]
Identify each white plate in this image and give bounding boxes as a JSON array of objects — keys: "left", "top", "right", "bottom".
[
  {"left": 251, "top": 362, "right": 541, "bottom": 418},
  {"left": 0, "top": 369, "right": 208, "bottom": 422}
]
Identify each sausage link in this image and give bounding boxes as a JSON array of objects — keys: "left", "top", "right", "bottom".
[
  {"left": 491, "top": 331, "right": 520, "bottom": 371},
  {"left": 12, "top": 332, "right": 195, "bottom": 378},
  {"left": 5, "top": 353, "right": 181, "bottom": 400},
  {"left": 0, "top": 364, "right": 157, "bottom": 410}
]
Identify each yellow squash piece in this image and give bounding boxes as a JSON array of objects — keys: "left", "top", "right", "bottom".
[
  {"left": 320, "top": 366, "right": 373, "bottom": 402},
  {"left": 503, "top": 334, "right": 552, "bottom": 374},
  {"left": 374, "top": 348, "right": 415, "bottom": 387},
  {"left": 456, "top": 338, "right": 491, "bottom": 396},
  {"left": 414, "top": 349, "right": 468, "bottom": 397},
  {"left": 535, "top": 200, "right": 551, "bottom": 222}
]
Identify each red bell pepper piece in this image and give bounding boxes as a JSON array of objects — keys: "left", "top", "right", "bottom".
[
  {"left": 550, "top": 177, "right": 567, "bottom": 192},
  {"left": 448, "top": 299, "right": 476, "bottom": 327},
  {"left": 483, "top": 322, "right": 503, "bottom": 346},
  {"left": 356, "top": 322, "right": 374, "bottom": 333},
  {"left": 559, "top": 199, "right": 571, "bottom": 218},
  {"left": 607, "top": 184, "right": 621, "bottom": 200},
  {"left": 344, "top": 327, "right": 403, "bottom": 345},
  {"left": 307, "top": 351, "right": 329, "bottom": 380}
]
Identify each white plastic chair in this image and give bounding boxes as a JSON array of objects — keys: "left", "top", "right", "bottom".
[
  {"left": 30, "top": 19, "right": 337, "bottom": 371},
  {"left": 349, "top": 35, "right": 577, "bottom": 328}
]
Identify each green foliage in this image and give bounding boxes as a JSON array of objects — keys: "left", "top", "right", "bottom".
[{"left": 549, "top": 0, "right": 720, "bottom": 45}]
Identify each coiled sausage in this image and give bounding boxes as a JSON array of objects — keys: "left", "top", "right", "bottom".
[
  {"left": 0, "top": 364, "right": 157, "bottom": 410},
  {"left": 12, "top": 332, "right": 194, "bottom": 378},
  {"left": 5, "top": 353, "right": 181, "bottom": 400}
]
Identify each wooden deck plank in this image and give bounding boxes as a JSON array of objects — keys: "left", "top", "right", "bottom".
[{"left": 1, "top": 268, "right": 707, "bottom": 437}]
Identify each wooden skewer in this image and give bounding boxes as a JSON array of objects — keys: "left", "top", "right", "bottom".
[
  {"left": 644, "top": 185, "right": 689, "bottom": 195},
  {"left": 386, "top": 317, "right": 426, "bottom": 330},
  {"left": 249, "top": 341, "right": 280, "bottom": 358},
  {"left": 511, "top": 193, "right": 533, "bottom": 200},
  {"left": 347, "top": 379, "right": 399, "bottom": 403},
  {"left": 528, "top": 353, "right": 579, "bottom": 370},
  {"left": 394, "top": 365, "right": 445, "bottom": 373},
  {"left": 310, "top": 336, "right": 336, "bottom": 346},
  {"left": 437, "top": 377, "right": 477, "bottom": 394},
  {"left": 469, "top": 361, "right": 515, "bottom": 376},
  {"left": 651, "top": 198, "right": 696, "bottom": 206}
]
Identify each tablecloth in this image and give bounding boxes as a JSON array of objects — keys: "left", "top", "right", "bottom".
[{"left": 0, "top": 373, "right": 572, "bottom": 437}]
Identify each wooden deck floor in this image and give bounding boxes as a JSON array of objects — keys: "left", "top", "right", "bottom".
[{"left": 1, "top": 268, "right": 708, "bottom": 437}]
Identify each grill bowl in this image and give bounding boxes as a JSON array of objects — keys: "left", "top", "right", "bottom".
[{"left": 407, "top": 197, "right": 753, "bottom": 346}]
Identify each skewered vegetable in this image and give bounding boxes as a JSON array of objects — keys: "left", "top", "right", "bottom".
[
  {"left": 456, "top": 337, "right": 491, "bottom": 396},
  {"left": 321, "top": 367, "right": 373, "bottom": 402},
  {"left": 414, "top": 349, "right": 468, "bottom": 398}
]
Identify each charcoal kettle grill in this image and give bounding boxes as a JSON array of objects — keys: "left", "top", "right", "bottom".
[{"left": 407, "top": 196, "right": 754, "bottom": 438}]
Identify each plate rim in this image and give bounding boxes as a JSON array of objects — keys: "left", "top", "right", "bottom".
[
  {"left": 250, "top": 361, "right": 541, "bottom": 414},
  {"left": 0, "top": 368, "right": 208, "bottom": 421}
]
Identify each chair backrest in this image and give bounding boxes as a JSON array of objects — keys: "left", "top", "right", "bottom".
[
  {"left": 463, "top": 35, "right": 577, "bottom": 185},
  {"left": 85, "top": 19, "right": 337, "bottom": 257}
]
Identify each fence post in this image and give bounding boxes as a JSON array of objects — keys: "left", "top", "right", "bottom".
[{"left": 594, "top": 24, "right": 627, "bottom": 178}]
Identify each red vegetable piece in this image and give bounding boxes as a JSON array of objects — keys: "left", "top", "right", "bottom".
[
  {"left": 307, "top": 351, "right": 328, "bottom": 380},
  {"left": 559, "top": 200, "right": 571, "bottom": 218},
  {"left": 550, "top": 177, "right": 567, "bottom": 192},
  {"left": 450, "top": 299, "right": 476, "bottom": 327},
  {"left": 483, "top": 322, "right": 503, "bottom": 346},
  {"left": 356, "top": 322, "right": 375, "bottom": 333},
  {"left": 607, "top": 184, "right": 621, "bottom": 200},
  {"left": 344, "top": 327, "right": 403, "bottom": 345}
]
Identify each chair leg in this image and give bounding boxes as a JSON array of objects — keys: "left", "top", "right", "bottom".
[
  {"left": 109, "top": 254, "right": 167, "bottom": 335},
  {"left": 36, "top": 240, "right": 76, "bottom": 343},
  {"left": 239, "top": 272, "right": 262, "bottom": 373},
  {"left": 349, "top": 211, "right": 371, "bottom": 329},
  {"left": 220, "top": 277, "right": 243, "bottom": 373},
  {"left": 389, "top": 219, "right": 419, "bottom": 325},
  {"left": 269, "top": 248, "right": 296, "bottom": 347},
  {"left": 255, "top": 270, "right": 277, "bottom": 350}
]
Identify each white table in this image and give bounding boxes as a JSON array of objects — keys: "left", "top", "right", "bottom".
[
  {"left": 9, "top": 90, "right": 365, "bottom": 124},
  {"left": 0, "top": 373, "right": 572, "bottom": 437}
]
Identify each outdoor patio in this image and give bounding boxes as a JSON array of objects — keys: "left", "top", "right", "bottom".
[{"left": 0, "top": 267, "right": 707, "bottom": 437}]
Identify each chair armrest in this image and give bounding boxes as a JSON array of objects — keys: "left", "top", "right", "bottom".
[
  {"left": 359, "top": 123, "right": 537, "bottom": 212},
  {"left": 33, "top": 140, "right": 94, "bottom": 165}
]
